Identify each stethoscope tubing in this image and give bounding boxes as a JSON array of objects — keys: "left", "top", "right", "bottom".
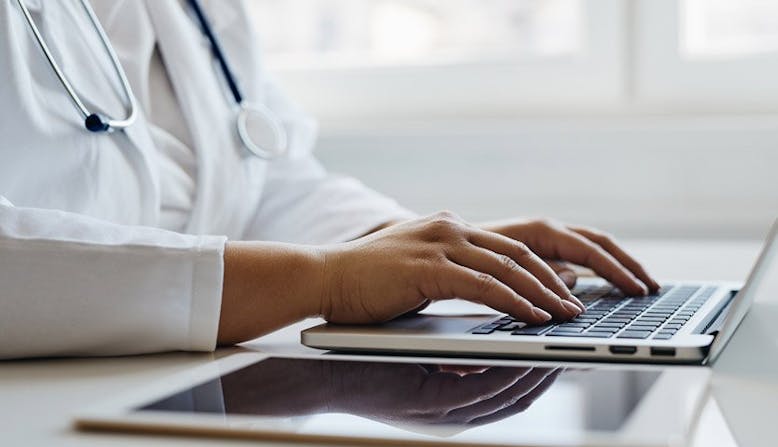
[
  {"left": 15, "top": 0, "right": 138, "bottom": 132},
  {"left": 186, "top": 0, "right": 288, "bottom": 159},
  {"left": 16, "top": 0, "right": 287, "bottom": 158},
  {"left": 186, "top": 0, "right": 244, "bottom": 106}
]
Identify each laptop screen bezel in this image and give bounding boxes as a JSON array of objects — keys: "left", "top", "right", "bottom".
[{"left": 707, "top": 219, "right": 778, "bottom": 364}]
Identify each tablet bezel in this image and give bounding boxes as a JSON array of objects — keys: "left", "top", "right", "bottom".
[{"left": 74, "top": 352, "right": 710, "bottom": 447}]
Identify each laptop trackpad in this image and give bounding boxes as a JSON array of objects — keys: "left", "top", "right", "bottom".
[{"left": 379, "top": 314, "right": 498, "bottom": 334}]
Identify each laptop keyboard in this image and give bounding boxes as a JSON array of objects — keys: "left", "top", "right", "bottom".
[{"left": 471, "top": 284, "right": 717, "bottom": 340}]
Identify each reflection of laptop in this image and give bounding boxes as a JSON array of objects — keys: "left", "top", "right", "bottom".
[{"left": 302, "top": 220, "right": 778, "bottom": 364}]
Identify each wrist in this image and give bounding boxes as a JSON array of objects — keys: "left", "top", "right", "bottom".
[
  {"left": 218, "top": 241, "right": 326, "bottom": 345},
  {"left": 316, "top": 244, "right": 342, "bottom": 321}
]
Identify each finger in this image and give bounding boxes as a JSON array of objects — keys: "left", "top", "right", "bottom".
[
  {"left": 420, "top": 366, "right": 532, "bottom": 409},
  {"left": 467, "top": 229, "right": 585, "bottom": 312},
  {"left": 436, "top": 263, "right": 553, "bottom": 324},
  {"left": 546, "top": 261, "right": 578, "bottom": 289},
  {"left": 570, "top": 227, "right": 660, "bottom": 292},
  {"left": 445, "top": 367, "right": 558, "bottom": 424},
  {"left": 468, "top": 368, "right": 563, "bottom": 426},
  {"left": 434, "top": 365, "right": 490, "bottom": 375},
  {"left": 448, "top": 246, "right": 580, "bottom": 320},
  {"left": 401, "top": 299, "right": 431, "bottom": 317},
  {"left": 544, "top": 229, "right": 648, "bottom": 296}
]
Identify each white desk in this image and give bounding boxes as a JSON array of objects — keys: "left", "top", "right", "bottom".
[{"left": 1, "top": 239, "right": 773, "bottom": 447}]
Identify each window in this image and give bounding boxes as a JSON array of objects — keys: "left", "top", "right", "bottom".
[
  {"left": 636, "top": 0, "right": 778, "bottom": 111},
  {"left": 682, "top": 0, "right": 778, "bottom": 58},
  {"left": 247, "top": 0, "right": 583, "bottom": 68},
  {"left": 246, "top": 0, "right": 778, "bottom": 121},
  {"left": 247, "top": 0, "right": 625, "bottom": 120}
]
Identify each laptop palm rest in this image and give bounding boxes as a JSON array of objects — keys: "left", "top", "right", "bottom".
[{"left": 357, "top": 314, "right": 497, "bottom": 334}]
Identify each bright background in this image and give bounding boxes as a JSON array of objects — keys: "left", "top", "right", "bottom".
[{"left": 247, "top": 0, "right": 778, "bottom": 240}]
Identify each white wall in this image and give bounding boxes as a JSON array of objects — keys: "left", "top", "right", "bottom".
[{"left": 315, "top": 115, "right": 778, "bottom": 240}]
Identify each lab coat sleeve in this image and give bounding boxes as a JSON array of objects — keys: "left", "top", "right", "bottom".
[
  {"left": 0, "top": 198, "right": 226, "bottom": 359},
  {"left": 220, "top": 0, "right": 414, "bottom": 244},
  {"left": 247, "top": 155, "right": 416, "bottom": 245},
  {"left": 244, "top": 84, "right": 415, "bottom": 244}
]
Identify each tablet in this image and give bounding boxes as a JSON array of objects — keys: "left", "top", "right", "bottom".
[{"left": 75, "top": 353, "right": 709, "bottom": 447}]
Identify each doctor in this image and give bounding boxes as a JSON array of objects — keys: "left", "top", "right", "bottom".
[{"left": 0, "top": 0, "right": 658, "bottom": 359}]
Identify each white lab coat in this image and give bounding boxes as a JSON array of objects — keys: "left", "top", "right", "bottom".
[{"left": 0, "top": 0, "right": 411, "bottom": 359}]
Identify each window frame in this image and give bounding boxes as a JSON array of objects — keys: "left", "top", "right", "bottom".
[
  {"left": 262, "top": 0, "right": 627, "bottom": 121},
  {"left": 634, "top": 0, "right": 778, "bottom": 113}
]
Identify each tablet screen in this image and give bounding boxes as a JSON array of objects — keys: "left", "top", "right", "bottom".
[{"left": 136, "top": 357, "right": 660, "bottom": 440}]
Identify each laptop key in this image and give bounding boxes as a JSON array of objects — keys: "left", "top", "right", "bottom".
[
  {"left": 628, "top": 324, "right": 658, "bottom": 331},
  {"left": 550, "top": 327, "right": 585, "bottom": 334},
  {"left": 617, "top": 330, "right": 652, "bottom": 339},
  {"left": 547, "top": 332, "right": 613, "bottom": 338},
  {"left": 635, "top": 320, "right": 665, "bottom": 326},
  {"left": 472, "top": 328, "right": 495, "bottom": 334},
  {"left": 511, "top": 325, "right": 554, "bottom": 336},
  {"left": 603, "top": 318, "right": 632, "bottom": 324},
  {"left": 587, "top": 330, "right": 617, "bottom": 336},
  {"left": 653, "top": 333, "right": 673, "bottom": 340},
  {"left": 556, "top": 322, "right": 592, "bottom": 329},
  {"left": 571, "top": 318, "right": 598, "bottom": 324}
]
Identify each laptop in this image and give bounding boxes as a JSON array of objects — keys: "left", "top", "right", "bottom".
[{"left": 302, "top": 220, "right": 778, "bottom": 364}]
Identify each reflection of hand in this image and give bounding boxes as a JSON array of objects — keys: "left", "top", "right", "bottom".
[
  {"left": 220, "top": 358, "right": 561, "bottom": 427},
  {"left": 335, "top": 361, "right": 561, "bottom": 426}
]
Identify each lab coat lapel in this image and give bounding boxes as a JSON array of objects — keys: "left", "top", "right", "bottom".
[{"left": 144, "top": 0, "right": 239, "bottom": 235}]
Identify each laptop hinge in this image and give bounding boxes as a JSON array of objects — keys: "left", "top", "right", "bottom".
[{"left": 698, "top": 290, "right": 738, "bottom": 336}]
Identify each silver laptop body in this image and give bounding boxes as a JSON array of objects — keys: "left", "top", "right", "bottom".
[{"left": 302, "top": 221, "right": 778, "bottom": 364}]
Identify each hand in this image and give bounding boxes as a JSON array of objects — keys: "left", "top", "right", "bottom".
[
  {"left": 482, "top": 218, "right": 660, "bottom": 295},
  {"left": 333, "top": 361, "right": 562, "bottom": 427},
  {"left": 320, "top": 212, "right": 585, "bottom": 327},
  {"left": 220, "top": 358, "right": 561, "bottom": 428}
]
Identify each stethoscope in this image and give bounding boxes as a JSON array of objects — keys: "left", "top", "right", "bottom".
[{"left": 15, "top": 0, "right": 288, "bottom": 159}]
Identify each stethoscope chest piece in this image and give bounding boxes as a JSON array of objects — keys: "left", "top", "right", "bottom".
[{"left": 237, "top": 103, "right": 288, "bottom": 159}]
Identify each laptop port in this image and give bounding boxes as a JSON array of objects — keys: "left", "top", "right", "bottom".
[
  {"left": 610, "top": 346, "right": 637, "bottom": 355},
  {"left": 545, "top": 345, "right": 595, "bottom": 352},
  {"left": 650, "top": 347, "right": 676, "bottom": 357}
]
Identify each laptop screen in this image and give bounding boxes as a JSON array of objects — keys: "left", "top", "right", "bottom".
[{"left": 708, "top": 219, "right": 778, "bottom": 363}]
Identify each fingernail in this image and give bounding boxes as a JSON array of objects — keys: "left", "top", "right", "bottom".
[
  {"left": 562, "top": 300, "right": 582, "bottom": 316},
  {"left": 533, "top": 308, "right": 553, "bottom": 322},
  {"left": 559, "top": 271, "right": 577, "bottom": 286},
  {"left": 569, "top": 295, "right": 586, "bottom": 311}
]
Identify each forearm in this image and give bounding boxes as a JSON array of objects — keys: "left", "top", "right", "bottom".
[{"left": 218, "top": 241, "right": 325, "bottom": 345}]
